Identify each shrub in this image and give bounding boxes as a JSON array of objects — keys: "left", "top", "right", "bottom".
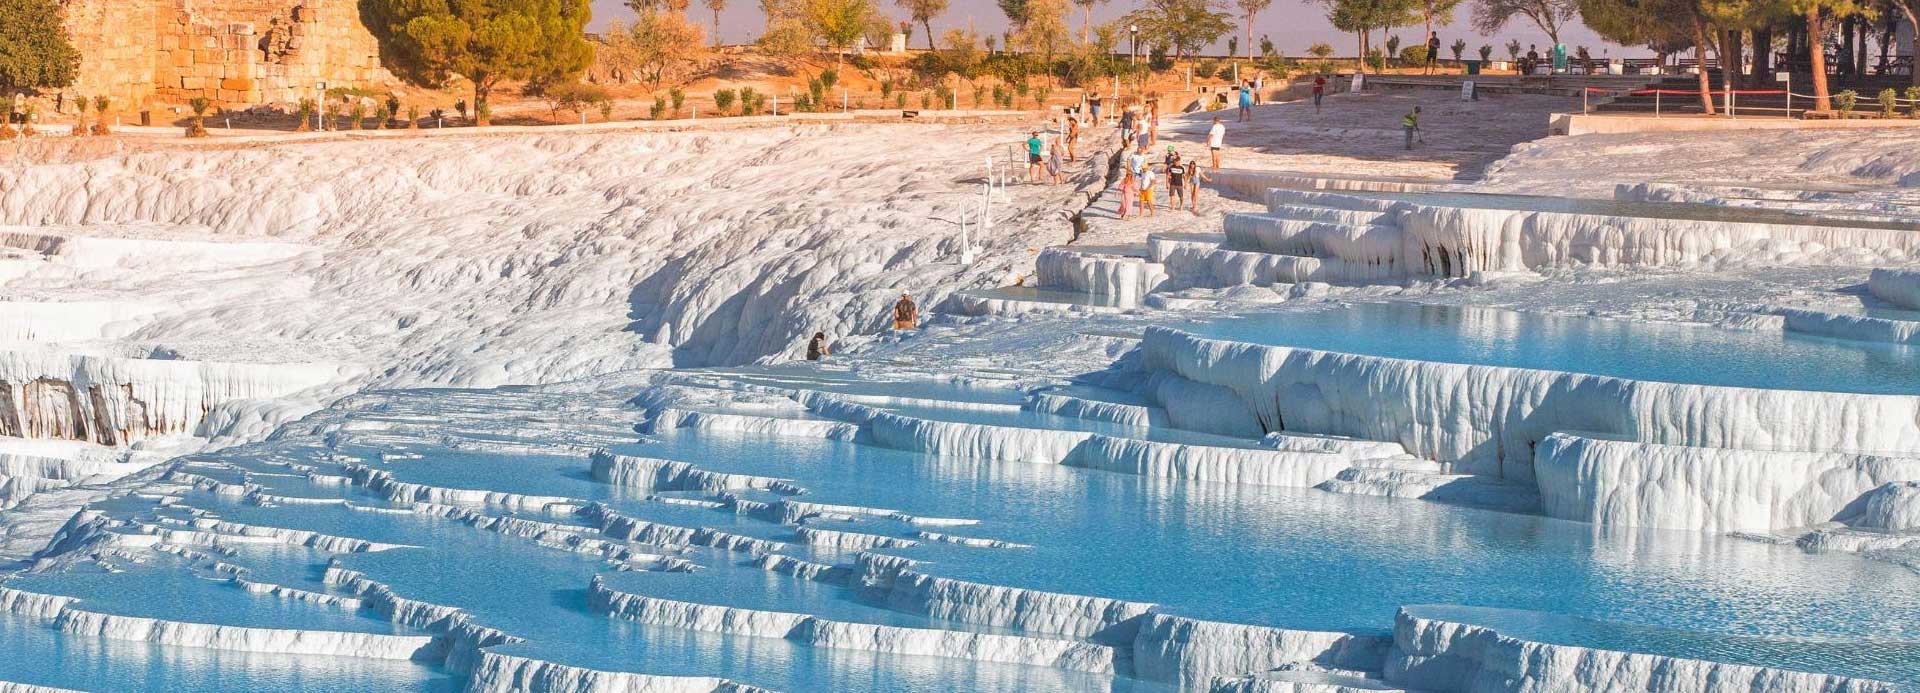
[
  {"left": 896, "top": 92, "right": 906, "bottom": 109},
  {"left": 1906, "top": 86, "right": 1920, "bottom": 118},
  {"left": 670, "top": 87, "right": 685, "bottom": 116},
  {"left": 650, "top": 96, "right": 667, "bottom": 120},
  {"left": 19, "top": 104, "right": 36, "bottom": 137},
  {"left": 739, "top": 87, "right": 760, "bottom": 115},
  {"left": 1194, "top": 60, "right": 1218, "bottom": 80},
  {"left": 820, "top": 68, "right": 838, "bottom": 90},
  {"left": 921, "top": 91, "right": 932, "bottom": 109},
  {"left": 1879, "top": 88, "right": 1898, "bottom": 118},
  {"left": 92, "top": 96, "right": 111, "bottom": 135},
  {"left": 1450, "top": 38, "right": 1466, "bottom": 61},
  {"left": 713, "top": 88, "right": 737, "bottom": 115},
  {"left": 1836, "top": 89, "right": 1858, "bottom": 116},
  {"left": 374, "top": 103, "right": 392, "bottom": 129},
  {"left": 186, "top": 97, "right": 211, "bottom": 137},
  {"left": 1259, "top": 36, "right": 1275, "bottom": 57},
  {"left": 1505, "top": 39, "right": 1521, "bottom": 61},
  {"left": 407, "top": 104, "right": 420, "bottom": 129},
  {"left": 599, "top": 100, "right": 613, "bottom": 121},
  {"left": 348, "top": 101, "right": 366, "bottom": 129},
  {"left": 72, "top": 96, "right": 89, "bottom": 137},
  {"left": 295, "top": 98, "right": 316, "bottom": 132},
  {"left": 1398, "top": 45, "right": 1424, "bottom": 66},
  {"left": 1478, "top": 45, "right": 1493, "bottom": 62}
]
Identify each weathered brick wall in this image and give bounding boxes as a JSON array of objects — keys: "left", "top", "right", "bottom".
[{"left": 62, "top": 0, "right": 396, "bottom": 112}]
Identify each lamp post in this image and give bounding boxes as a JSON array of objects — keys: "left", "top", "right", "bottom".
[{"left": 1129, "top": 24, "right": 1139, "bottom": 65}]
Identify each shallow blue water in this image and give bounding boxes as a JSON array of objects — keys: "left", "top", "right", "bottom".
[
  {"left": 5, "top": 381, "right": 1918, "bottom": 690},
  {"left": 1187, "top": 302, "right": 1920, "bottom": 394}
]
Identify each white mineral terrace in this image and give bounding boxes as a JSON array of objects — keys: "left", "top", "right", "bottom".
[{"left": 3, "top": 104, "right": 1920, "bottom": 692}]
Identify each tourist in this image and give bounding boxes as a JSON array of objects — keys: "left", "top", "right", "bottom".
[
  {"left": 1117, "top": 169, "right": 1137, "bottom": 219},
  {"left": 1047, "top": 138, "right": 1066, "bottom": 185},
  {"left": 1253, "top": 73, "right": 1265, "bottom": 104},
  {"left": 1119, "top": 106, "right": 1136, "bottom": 148},
  {"left": 892, "top": 292, "right": 918, "bottom": 330},
  {"left": 1128, "top": 143, "right": 1151, "bottom": 181},
  {"left": 1237, "top": 84, "right": 1253, "bottom": 122},
  {"left": 1186, "top": 161, "right": 1211, "bottom": 214},
  {"left": 1525, "top": 45, "right": 1540, "bottom": 75},
  {"left": 806, "top": 332, "right": 830, "bottom": 361},
  {"left": 1312, "top": 75, "right": 1327, "bottom": 113},
  {"left": 1138, "top": 164, "right": 1157, "bottom": 217},
  {"left": 1166, "top": 150, "right": 1188, "bottom": 211},
  {"left": 1403, "top": 106, "right": 1421, "bottom": 150},
  {"left": 1145, "top": 101, "right": 1159, "bottom": 147},
  {"left": 1026, "top": 131, "right": 1045, "bottom": 183},
  {"left": 1065, "top": 114, "right": 1080, "bottom": 160},
  {"left": 1089, "top": 92, "right": 1104, "bottom": 124},
  {"left": 1425, "top": 32, "right": 1441, "bottom": 74},
  {"left": 1208, "top": 116, "right": 1226, "bottom": 169}
]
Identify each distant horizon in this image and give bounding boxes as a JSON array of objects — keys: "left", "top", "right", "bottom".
[{"left": 589, "top": 0, "right": 1644, "bottom": 59}]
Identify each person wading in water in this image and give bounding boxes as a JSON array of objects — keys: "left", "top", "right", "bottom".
[{"left": 892, "top": 292, "right": 919, "bottom": 330}]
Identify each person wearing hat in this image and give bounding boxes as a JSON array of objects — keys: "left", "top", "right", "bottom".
[{"left": 892, "top": 292, "right": 919, "bottom": 330}]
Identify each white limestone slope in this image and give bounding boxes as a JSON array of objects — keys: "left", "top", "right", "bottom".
[
  {"left": 1384, "top": 607, "right": 1897, "bottom": 693},
  {"left": 1868, "top": 268, "right": 1920, "bottom": 310},
  {"left": 1143, "top": 327, "right": 1920, "bottom": 484},
  {"left": 1533, "top": 433, "right": 1920, "bottom": 532},
  {"left": 0, "top": 585, "right": 441, "bottom": 660}
]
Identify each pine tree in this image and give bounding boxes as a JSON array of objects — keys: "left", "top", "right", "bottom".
[{"left": 362, "top": 0, "right": 594, "bottom": 126}]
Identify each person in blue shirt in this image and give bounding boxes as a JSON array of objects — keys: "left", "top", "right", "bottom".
[
  {"left": 1238, "top": 84, "right": 1254, "bottom": 122},
  {"left": 1026, "top": 131, "right": 1044, "bottom": 182}
]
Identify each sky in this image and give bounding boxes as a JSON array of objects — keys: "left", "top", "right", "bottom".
[{"left": 589, "top": 0, "right": 1634, "bottom": 59}]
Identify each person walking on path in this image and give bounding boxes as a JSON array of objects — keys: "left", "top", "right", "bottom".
[
  {"left": 1425, "top": 32, "right": 1442, "bottom": 74},
  {"left": 1118, "top": 107, "right": 1136, "bottom": 148},
  {"left": 1186, "top": 162, "right": 1211, "bottom": 214},
  {"left": 1165, "top": 149, "right": 1188, "bottom": 211},
  {"left": 892, "top": 292, "right": 918, "bottom": 330},
  {"left": 806, "top": 332, "right": 831, "bottom": 361},
  {"left": 1127, "top": 143, "right": 1151, "bottom": 180},
  {"left": 1047, "top": 138, "right": 1066, "bottom": 184},
  {"left": 1402, "top": 106, "right": 1421, "bottom": 150},
  {"left": 1065, "top": 115, "right": 1080, "bottom": 160},
  {"left": 1025, "top": 131, "right": 1045, "bottom": 183},
  {"left": 1237, "top": 85, "right": 1253, "bottom": 122},
  {"left": 1207, "top": 116, "right": 1226, "bottom": 169},
  {"left": 1312, "top": 75, "right": 1327, "bottom": 113},
  {"left": 1253, "top": 73, "right": 1265, "bottom": 104},
  {"left": 1089, "top": 93, "right": 1104, "bottom": 124},
  {"left": 1137, "top": 164, "right": 1157, "bottom": 217},
  {"left": 1145, "top": 102, "right": 1160, "bottom": 147},
  {"left": 1117, "top": 169, "right": 1137, "bottom": 219}
]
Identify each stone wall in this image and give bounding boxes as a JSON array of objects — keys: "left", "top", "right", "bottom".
[{"left": 60, "top": 0, "right": 396, "bottom": 112}]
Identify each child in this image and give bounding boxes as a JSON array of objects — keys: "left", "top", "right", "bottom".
[
  {"left": 1312, "top": 75, "right": 1326, "bottom": 113},
  {"left": 1138, "top": 165, "right": 1156, "bottom": 217},
  {"left": 1117, "top": 170, "right": 1137, "bottom": 219}
]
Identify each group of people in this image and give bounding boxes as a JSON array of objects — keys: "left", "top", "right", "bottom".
[{"left": 1117, "top": 140, "right": 1213, "bottom": 220}]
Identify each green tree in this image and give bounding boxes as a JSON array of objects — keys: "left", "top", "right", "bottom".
[
  {"left": 1019, "top": 0, "right": 1072, "bottom": 63},
  {"left": 361, "top": 0, "right": 594, "bottom": 126},
  {"left": 1323, "top": 0, "right": 1420, "bottom": 73},
  {"left": 1126, "top": 0, "right": 1234, "bottom": 60},
  {"left": 1236, "top": 0, "right": 1273, "bottom": 58},
  {"left": 803, "top": 0, "right": 880, "bottom": 61},
  {"left": 1470, "top": 0, "right": 1577, "bottom": 44},
  {"left": 629, "top": 8, "right": 707, "bottom": 87},
  {"left": 0, "top": 0, "right": 81, "bottom": 95},
  {"left": 1417, "top": 0, "right": 1461, "bottom": 40},
  {"left": 703, "top": 0, "right": 727, "bottom": 44},
  {"left": 1787, "top": 0, "right": 1874, "bottom": 111},
  {"left": 1072, "top": 0, "right": 1108, "bottom": 42},
  {"left": 898, "top": 0, "right": 949, "bottom": 49}
]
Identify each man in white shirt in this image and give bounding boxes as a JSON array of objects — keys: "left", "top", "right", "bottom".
[{"left": 1207, "top": 117, "right": 1226, "bottom": 168}]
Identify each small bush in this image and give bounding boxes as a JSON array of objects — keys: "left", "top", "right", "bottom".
[
  {"left": 670, "top": 87, "right": 685, "bottom": 116},
  {"left": 1836, "top": 89, "right": 1858, "bottom": 116},
  {"left": 185, "top": 97, "right": 210, "bottom": 137},
  {"left": 1478, "top": 45, "right": 1493, "bottom": 62},
  {"left": 1450, "top": 38, "right": 1467, "bottom": 61},
  {"left": 407, "top": 104, "right": 420, "bottom": 129},
  {"left": 650, "top": 96, "right": 667, "bottom": 120},
  {"left": 374, "top": 104, "right": 391, "bottom": 129},
  {"left": 92, "top": 96, "right": 112, "bottom": 135},
  {"left": 713, "top": 88, "right": 737, "bottom": 115},
  {"left": 1879, "top": 88, "right": 1898, "bottom": 118},
  {"left": 295, "top": 98, "right": 316, "bottom": 132},
  {"left": 740, "top": 87, "right": 760, "bottom": 115},
  {"left": 348, "top": 101, "right": 366, "bottom": 130},
  {"left": 1906, "top": 86, "right": 1920, "bottom": 118},
  {"left": 1194, "top": 60, "right": 1218, "bottom": 80},
  {"left": 598, "top": 100, "right": 613, "bottom": 122},
  {"left": 1397, "top": 45, "right": 1426, "bottom": 65}
]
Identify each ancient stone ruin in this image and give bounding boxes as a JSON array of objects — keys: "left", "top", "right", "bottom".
[{"left": 59, "top": 0, "right": 396, "bottom": 112}]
